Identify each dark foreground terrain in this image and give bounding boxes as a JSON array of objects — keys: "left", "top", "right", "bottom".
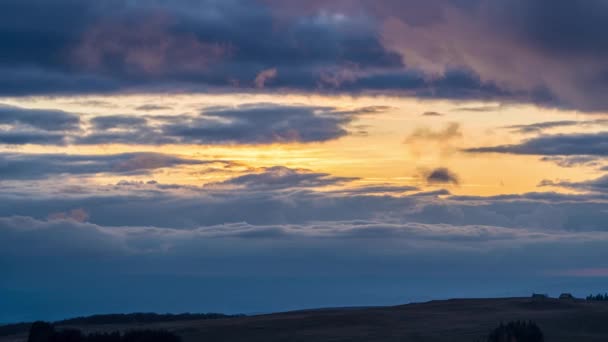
[{"left": 3, "top": 297, "right": 608, "bottom": 342}]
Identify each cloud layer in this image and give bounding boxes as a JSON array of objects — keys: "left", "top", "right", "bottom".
[
  {"left": 4, "top": 0, "right": 608, "bottom": 110},
  {"left": 0, "top": 103, "right": 370, "bottom": 146}
]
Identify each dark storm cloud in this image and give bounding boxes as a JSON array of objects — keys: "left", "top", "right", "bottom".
[
  {"left": 0, "top": 105, "right": 80, "bottom": 131},
  {"left": 467, "top": 132, "right": 608, "bottom": 156},
  {"left": 0, "top": 152, "right": 204, "bottom": 180},
  {"left": 268, "top": 0, "right": 608, "bottom": 111},
  {"left": 426, "top": 168, "right": 459, "bottom": 185},
  {"left": 0, "top": 0, "right": 402, "bottom": 95},
  {"left": 3, "top": 0, "right": 608, "bottom": 110}
]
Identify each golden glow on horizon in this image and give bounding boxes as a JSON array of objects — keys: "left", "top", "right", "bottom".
[{"left": 2, "top": 93, "right": 607, "bottom": 196}]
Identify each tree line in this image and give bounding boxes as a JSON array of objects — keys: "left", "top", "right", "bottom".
[
  {"left": 28, "top": 322, "right": 180, "bottom": 342},
  {"left": 586, "top": 293, "right": 608, "bottom": 301}
]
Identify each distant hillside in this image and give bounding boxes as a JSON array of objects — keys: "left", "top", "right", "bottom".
[
  {"left": 4, "top": 298, "right": 608, "bottom": 342},
  {"left": 0, "top": 313, "right": 241, "bottom": 337}
]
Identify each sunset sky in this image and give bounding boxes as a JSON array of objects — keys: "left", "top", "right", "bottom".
[{"left": 3, "top": 0, "right": 608, "bottom": 323}]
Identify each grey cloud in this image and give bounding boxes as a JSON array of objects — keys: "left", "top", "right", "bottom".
[
  {"left": 135, "top": 105, "right": 173, "bottom": 111},
  {"left": 426, "top": 168, "right": 459, "bottom": 185},
  {"left": 1, "top": 103, "right": 371, "bottom": 146},
  {"left": 5, "top": 175, "right": 608, "bottom": 232},
  {"left": 4, "top": 0, "right": 608, "bottom": 110},
  {"left": 90, "top": 115, "right": 148, "bottom": 130},
  {"left": 505, "top": 119, "right": 608, "bottom": 134},
  {"left": 2, "top": 216, "right": 599, "bottom": 259},
  {"left": 540, "top": 175, "right": 608, "bottom": 194},
  {"left": 327, "top": 184, "right": 419, "bottom": 195},
  {"left": 0, "top": 152, "right": 205, "bottom": 180},
  {"left": 540, "top": 156, "right": 604, "bottom": 168},
  {"left": 207, "top": 166, "right": 357, "bottom": 191},
  {"left": 0, "top": 104, "right": 78, "bottom": 145},
  {"left": 422, "top": 111, "right": 443, "bottom": 117},
  {"left": 452, "top": 104, "right": 507, "bottom": 113},
  {"left": 467, "top": 132, "right": 608, "bottom": 156},
  {"left": 505, "top": 121, "right": 581, "bottom": 134},
  {"left": 4, "top": 209, "right": 608, "bottom": 323},
  {"left": 77, "top": 104, "right": 359, "bottom": 145},
  {"left": 0, "top": 131, "right": 68, "bottom": 145},
  {"left": 0, "top": 104, "right": 80, "bottom": 131}
]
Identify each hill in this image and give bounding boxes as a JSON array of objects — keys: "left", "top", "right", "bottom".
[{"left": 3, "top": 297, "right": 608, "bottom": 341}]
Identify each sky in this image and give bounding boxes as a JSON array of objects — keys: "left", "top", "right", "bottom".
[{"left": 3, "top": 0, "right": 608, "bottom": 323}]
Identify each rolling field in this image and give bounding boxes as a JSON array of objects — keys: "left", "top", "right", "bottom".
[{"left": 4, "top": 298, "right": 608, "bottom": 341}]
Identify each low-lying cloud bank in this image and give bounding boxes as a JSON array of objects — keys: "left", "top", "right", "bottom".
[{"left": 3, "top": 170, "right": 608, "bottom": 321}]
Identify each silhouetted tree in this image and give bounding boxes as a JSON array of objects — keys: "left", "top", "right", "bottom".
[
  {"left": 50, "top": 329, "right": 83, "bottom": 342},
  {"left": 122, "top": 330, "right": 180, "bottom": 342},
  {"left": 486, "top": 320, "right": 543, "bottom": 342},
  {"left": 28, "top": 322, "right": 55, "bottom": 342},
  {"left": 86, "top": 332, "right": 121, "bottom": 342}
]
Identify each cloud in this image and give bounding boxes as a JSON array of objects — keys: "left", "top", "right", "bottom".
[
  {"left": 4, "top": 0, "right": 608, "bottom": 110},
  {"left": 0, "top": 105, "right": 80, "bottom": 131},
  {"left": 422, "top": 111, "right": 443, "bottom": 117},
  {"left": 4, "top": 209, "right": 608, "bottom": 322},
  {"left": 207, "top": 166, "right": 357, "bottom": 191},
  {"left": 540, "top": 175, "right": 608, "bottom": 194},
  {"left": 143, "top": 103, "right": 357, "bottom": 145},
  {"left": 89, "top": 115, "right": 148, "bottom": 130},
  {"left": 505, "top": 121, "right": 582, "bottom": 134},
  {"left": 266, "top": 0, "right": 608, "bottom": 111},
  {"left": 467, "top": 132, "right": 608, "bottom": 156},
  {"left": 0, "top": 152, "right": 205, "bottom": 180},
  {"left": 426, "top": 167, "right": 459, "bottom": 185},
  {"left": 72, "top": 13, "right": 230, "bottom": 75},
  {"left": 406, "top": 122, "right": 462, "bottom": 142},
  {"left": 48, "top": 208, "right": 89, "bottom": 223},
  {"left": 1, "top": 103, "right": 375, "bottom": 146},
  {"left": 0, "top": 131, "right": 68, "bottom": 145},
  {"left": 254, "top": 68, "right": 278, "bottom": 88},
  {"left": 0, "top": 104, "right": 79, "bottom": 145},
  {"left": 135, "top": 105, "right": 173, "bottom": 111},
  {"left": 505, "top": 119, "right": 608, "bottom": 134},
  {"left": 540, "top": 156, "right": 603, "bottom": 168}
]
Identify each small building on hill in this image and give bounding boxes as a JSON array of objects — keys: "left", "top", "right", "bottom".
[
  {"left": 559, "top": 293, "right": 575, "bottom": 300},
  {"left": 531, "top": 293, "right": 548, "bottom": 300}
]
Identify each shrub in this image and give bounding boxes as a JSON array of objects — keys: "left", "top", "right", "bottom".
[
  {"left": 486, "top": 321, "right": 544, "bottom": 342},
  {"left": 27, "top": 324, "right": 180, "bottom": 342}
]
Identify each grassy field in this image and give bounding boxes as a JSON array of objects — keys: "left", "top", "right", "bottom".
[{"left": 4, "top": 297, "right": 608, "bottom": 341}]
